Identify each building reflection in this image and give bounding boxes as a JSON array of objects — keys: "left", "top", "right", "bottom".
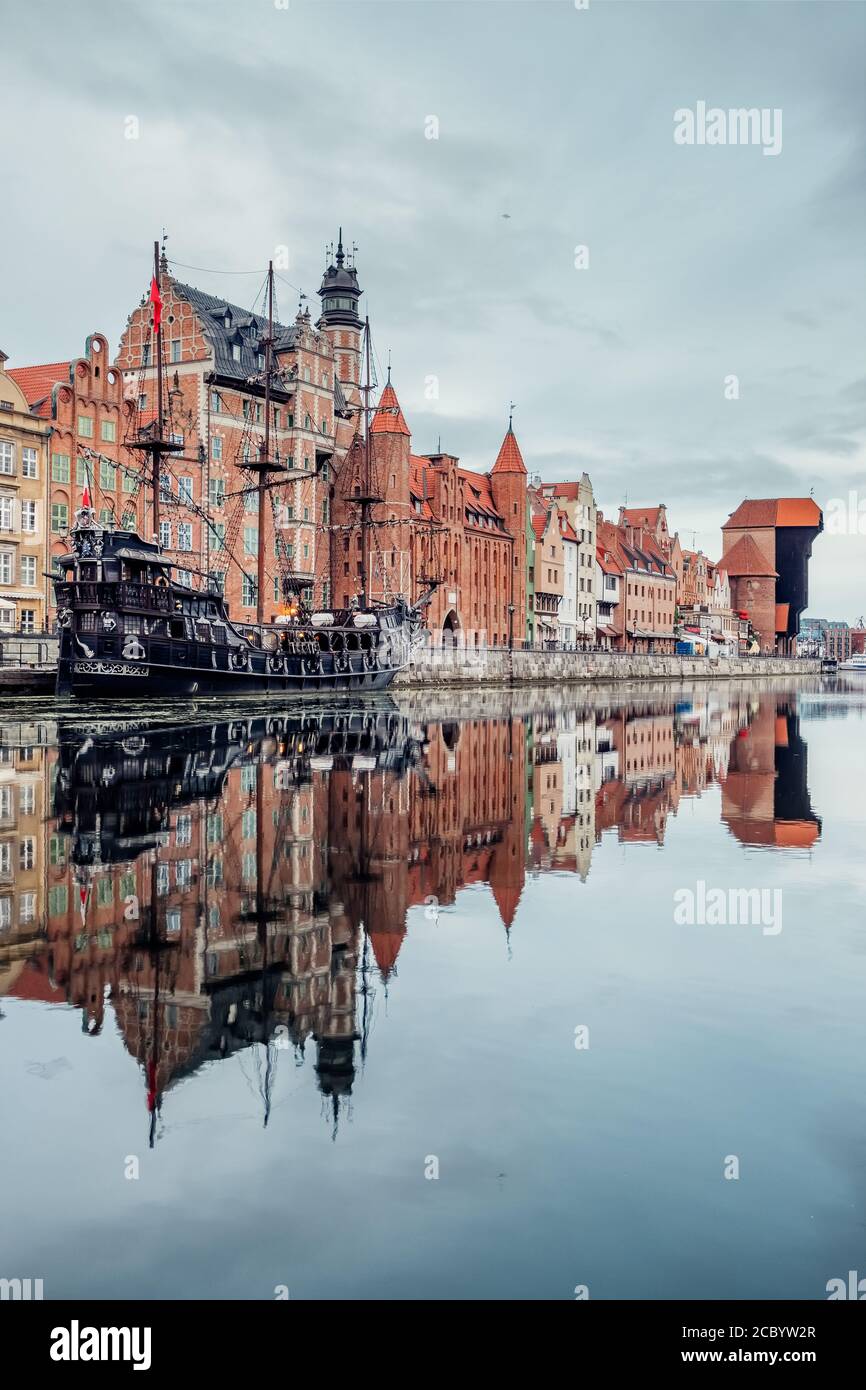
[{"left": 0, "top": 688, "right": 821, "bottom": 1139}]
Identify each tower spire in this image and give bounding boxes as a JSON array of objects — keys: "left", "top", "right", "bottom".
[{"left": 336, "top": 227, "right": 345, "bottom": 267}]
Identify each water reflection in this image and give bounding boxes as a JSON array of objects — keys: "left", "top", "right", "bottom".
[{"left": 0, "top": 685, "right": 823, "bottom": 1143}]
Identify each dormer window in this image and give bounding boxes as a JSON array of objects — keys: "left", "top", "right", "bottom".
[
  {"left": 232, "top": 344, "right": 241, "bottom": 362},
  {"left": 224, "top": 315, "right": 231, "bottom": 329}
]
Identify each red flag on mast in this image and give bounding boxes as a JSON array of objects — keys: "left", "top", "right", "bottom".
[
  {"left": 82, "top": 483, "right": 91, "bottom": 508},
  {"left": 149, "top": 275, "right": 162, "bottom": 334}
]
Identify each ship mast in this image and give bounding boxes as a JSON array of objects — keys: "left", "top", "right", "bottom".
[
  {"left": 153, "top": 240, "right": 164, "bottom": 537},
  {"left": 258, "top": 262, "right": 274, "bottom": 625},
  {"left": 354, "top": 319, "right": 382, "bottom": 609},
  {"left": 131, "top": 240, "right": 182, "bottom": 541}
]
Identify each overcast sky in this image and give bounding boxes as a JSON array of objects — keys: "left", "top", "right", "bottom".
[{"left": 5, "top": 0, "right": 864, "bottom": 618}]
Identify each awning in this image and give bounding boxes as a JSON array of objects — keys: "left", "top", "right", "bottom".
[
  {"left": 0, "top": 598, "right": 17, "bottom": 610},
  {"left": 596, "top": 624, "right": 619, "bottom": 638}
]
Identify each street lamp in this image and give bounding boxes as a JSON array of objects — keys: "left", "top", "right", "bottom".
[{"left": 507, "top": 603, "right": 515, "bottom": 650}]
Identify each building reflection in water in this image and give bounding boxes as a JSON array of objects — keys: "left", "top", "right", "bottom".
[{"left": 0, "top": 687, "right": 822, "bottom": 1141}]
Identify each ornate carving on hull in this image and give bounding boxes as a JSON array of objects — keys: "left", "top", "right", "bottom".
[{"left": 73, "top": 661, "right": 150, "bottom": 677}]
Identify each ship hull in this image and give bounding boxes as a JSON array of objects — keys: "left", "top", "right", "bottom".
[{"left": 58, "top": 651, "right": 401, "bottom": 700}]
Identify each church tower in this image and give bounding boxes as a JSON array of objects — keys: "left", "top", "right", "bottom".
[{"left": 317, "top": 229, "right": 363, "bottom": 396}]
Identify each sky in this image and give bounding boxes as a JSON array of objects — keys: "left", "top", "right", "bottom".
[{"left": 4, "top": 0, "right": 865, "bottom": 619}]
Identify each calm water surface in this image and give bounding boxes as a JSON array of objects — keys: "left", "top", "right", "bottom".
[{"left": 1, "top": 678, "right": 864, "bottom": 1300}]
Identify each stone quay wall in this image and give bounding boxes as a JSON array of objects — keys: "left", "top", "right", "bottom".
[{"left": 395, "top": 647, "right": 821, "bottom": 689}]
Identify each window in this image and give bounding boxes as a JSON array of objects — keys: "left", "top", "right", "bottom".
[
  {"left": 0, "top": 551, "right": 13, "bottom": 583},
  {"left": 123, "top": 467, "right": 137, "bottom": 493},
  {"left": 49, "top": 835, "right": 66, "bottom": 867},
  {"left": 211, "top": 390, "right": 222, "bottom": 412},
  {"left": 178, "top": 476, "right": 193, "bottom": 503},
  {"left": 177, "top": 522, "right": 192, "bottom": 552},
  {"left": 19, "top": 892, "right": 36, "bottom": 925},
  {"left": 242, "top": 809, "right": 256, "bottom": 840},
  {"left": 21, "top": 555, "right": 37, "bottom": 586},
  {"left": 48, "top": 885, "right": 68, "bottom": 916},
  {"left": 78, "top": 416, "right": 94, "bottom": 438},
  {"left": 19, "top": 785, "right": 35, "bottom": 815},
  {"left": 244, "top": 489, "right": 257, "bottom": 513},
  {"left": 177, "top": 568, "right": 192, "bottom": 588},
  {"left": 19, "top": 609, "right": 36, "bottom": 633},
  {"left": 160, "top": 472, "right": 173, "bottom": 498},
  {"left": 138, "top": 394, "right": 147, "bottom": 410},
  {"left": 170, "top": 339, "right": 181, "bottom": 362},
  {"left": 209, "top": 478, "right": 225, "bottom": 508},
  {"left": 231, "top": 344, "right": 241, "bottom": 362},
  {"left": 0, "top": 498, "right": 14, "bottom": 532},
  {"left": 22, "top": 447, "right": 38, "bottom": 478},
  {"left": 211, "top": 436, "right": 222, "bottom": 461},
  {"left": 241, "top": 574, "right": 256, "bottom": 606},
  {"left": 212, "top": 522, "right": 225, "bottom": 551},
  {"left": 243, "top": 526, "right": 259, "bottom": 555},
  {"left": 100, "top": 419, "right": 116, "bottom": 443},
  {"left": 100, "top": 459, "right": 116, "bottom": 490},
  {"left": 176, "top": 814, "right": 192, "bottom": 847},
  {"left": 159, "top": 521, "right": 171, "bottom": 547},
  {"left": 121, "top": 511, "right": 134, "bottom": 529},
  {"left": 0, "top": 442, "right": 13, "bottom": 474},
  {"left": 207, "top": 813, "right": 223, "bottom": 844},
  {"left": 51, "top": 452, "right": 71, "bottom": 483},
  {"left": 142, "top": 343, "right": 151, "bottom": 367}
]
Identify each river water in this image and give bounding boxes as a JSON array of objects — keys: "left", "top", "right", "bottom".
[{"left": 1, "top": 677, "right": 864, "bottom": 1300}]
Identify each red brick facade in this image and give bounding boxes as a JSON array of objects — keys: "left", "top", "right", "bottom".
[{"left": 330, "top": 383, "right": 529, "bottom": 645}]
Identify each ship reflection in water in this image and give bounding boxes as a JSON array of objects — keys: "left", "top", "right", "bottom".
[{"left": 1, "top": 687, "right": 823, "bottom": 1150}]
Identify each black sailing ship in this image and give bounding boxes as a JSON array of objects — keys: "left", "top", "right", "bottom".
[{"left": 55, "top": 244, "right": 435, "bottom": 699}]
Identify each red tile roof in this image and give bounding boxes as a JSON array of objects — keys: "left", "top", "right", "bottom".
[
  {"left": 621, "top": 505, "right": 663, "bottom": 530},
  {"left": 723, "top": 498, "right": 822, "bottom": 530},
  {"left": 490, "top": 881, "right": 522, "bottom": 930},
  {"left": 491, "top": 427, "right": 526, "bottom": 475},
  {"left": 718, "top": 534, "right": 778, "bottom": 577},
  {"left": 409, "top": 455, "right": 434, "bottom": 518},
  {"left": 540, "top": 481, "right": 579, "bottom": 500},
  {"left": 557, "top": 509, "right": 579, "bottom": 543},
  {"left": 460, "top": 467, "right": 504, "bottom": 525},
  {"left": 370, "top": 382, "right": 409, "bottom": 435},
  {"left": 7, "top": 360, "right": 71, "bottom": 417}
]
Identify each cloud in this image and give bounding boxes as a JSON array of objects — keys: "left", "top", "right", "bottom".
[{"left": 3, "top": 0, "right": 865, "bottom": 618}]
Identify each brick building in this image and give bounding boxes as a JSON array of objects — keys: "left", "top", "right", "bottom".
[
  {"left": 527, "top": 489, "right": 564, "bottom": 646},
  {"left": 0, "top": 351, "right": 52, "bottom": 634},
  {"left": 9, "top": 334, "right": 143, "bottom": 627},
  {"left": 596, "top": 513, "right": 677, "bottom": 652},
  {"left": 113, "top": 241, "right": 363, "bottom": 618},
  {"left": 720, "top": 498, "right": 823, "bottom": 653},
  {"left": 538, "top": 474, "right": 597, "bottom": 643},
  {"left": 330, "top": 387, "right": 529, "bottom": 647}
]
